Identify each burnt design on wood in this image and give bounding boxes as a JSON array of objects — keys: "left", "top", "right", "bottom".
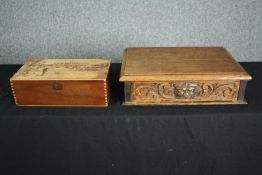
[
  {"left": 132, "top": 81, "right": 239, "bottom": 102},
  {"left": 61, "top": 63, "right": 109, "bottom": 71},
  {"left": 15, "top": 60, "right": 110, "bottom": 78}
]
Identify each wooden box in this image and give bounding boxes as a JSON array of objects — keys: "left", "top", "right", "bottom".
[
  {"left": 10, "top": 59, "right": 111, "bottom": 107},
  {"left": 119, "top": 47, "right": 252, "bottom": 105}
]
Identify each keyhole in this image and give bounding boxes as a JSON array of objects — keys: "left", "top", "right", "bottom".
[{"left": 52, "top": 82, "right": 63, "bottom": 90}]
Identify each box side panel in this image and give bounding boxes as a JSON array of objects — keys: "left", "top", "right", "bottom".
[
  {"left": 237, "top": 80, "right": 248, "bottom": 102},
  {"left": 11, "top": 80, "right": 107, "bottom": 106},
  {"left": 124, "top": 82, "right": 131, "bottom": 104}
]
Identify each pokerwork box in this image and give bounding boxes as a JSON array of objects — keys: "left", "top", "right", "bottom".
[
  {"left": 10, "top": 59, "right": 111, "bottom": 107},
  {"left": 119, "top": 47, "right": 252, "bottom": 105}
]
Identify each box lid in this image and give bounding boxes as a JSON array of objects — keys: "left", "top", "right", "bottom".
[
  {"left": 120, "top": 47, "right": 252, "bottom": 81},
  {"left": 11, "top": 59, "right": 111, "bottom": 80}
]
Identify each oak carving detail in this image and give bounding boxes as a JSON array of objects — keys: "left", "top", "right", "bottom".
[{"left": 132, "top": 81, "right": 239, "bottom": 101}]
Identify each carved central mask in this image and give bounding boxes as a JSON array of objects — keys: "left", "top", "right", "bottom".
[{"left": 175, "top": 82, "right": 202, "bottom": 98}]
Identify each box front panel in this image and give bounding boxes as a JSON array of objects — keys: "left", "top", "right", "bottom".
[
  {"left": 11, "top": 80, "right": 107, "bottom": 106},
  {"left": 130, "top": 80, "right": 240, "bottom": 104}
]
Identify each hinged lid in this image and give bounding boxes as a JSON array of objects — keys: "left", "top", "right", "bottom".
[
  {"left": 120, "top": 47, "right": 252, "bottom": 81},
  {"left": 11, "top": 59, "right": 111, "bottom": 80}
]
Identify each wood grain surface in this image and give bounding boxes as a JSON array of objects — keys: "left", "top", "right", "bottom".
[
  {"left": 120, "top": 47, "right": 251, "bottom": 81},
  {"left": 11, "top": 80, "right": 108, "bottom": 106}
]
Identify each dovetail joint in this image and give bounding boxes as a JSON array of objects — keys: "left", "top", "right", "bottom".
[
  {"left": 104, "top": 80, "right": 108, "bottom": 106},
  {"left": 10, "top": 81, "right": 18, "bottom": 105}
]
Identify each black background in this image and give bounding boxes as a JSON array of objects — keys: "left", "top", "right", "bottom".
[{"left": 0, "top": 63, "right": 262, "bottom": 175}]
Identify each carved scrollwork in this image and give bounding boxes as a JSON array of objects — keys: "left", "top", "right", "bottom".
[
  {"left": 201, "top": 83, "right": 237, "bottom": 98},
  {"left": 132, "top": 81, "right": 239, "bottom": 102},
  {"left": 135, "top": 83, "right": 160, "bottom": 99},
  {"left": 158, "top": 82, "right": 175, "bottom": 99}
]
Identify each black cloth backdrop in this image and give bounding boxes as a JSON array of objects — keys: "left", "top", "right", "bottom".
[{"left": 0, "top": 63, "right": 262, "bottom": 175}]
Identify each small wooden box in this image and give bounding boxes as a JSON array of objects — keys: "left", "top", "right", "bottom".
[
  {"left": 10, "top": 59, "right": 111, "bottom": 107},
  {"left": 120, "top": 47, "right": 252, "bottom": 105}
]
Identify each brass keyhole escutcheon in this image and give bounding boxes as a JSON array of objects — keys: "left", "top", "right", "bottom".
[{"left": 52, "top": 82, "right": 63, "bottom": 90}]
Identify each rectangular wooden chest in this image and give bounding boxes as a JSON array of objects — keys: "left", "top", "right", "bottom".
[
  {"left": 10, "top": 59, "right": 111, "bottom": 107},
  {"left": 119, "top": 47, "right": 252, "bottom": 105}
]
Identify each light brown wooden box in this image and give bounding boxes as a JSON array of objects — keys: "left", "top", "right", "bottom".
[
  {"left": 119, "top": 47, "right": 252, "bottom": 105},
  {"left": 10, "top": 59, "right": 111, "bottom": 107}
]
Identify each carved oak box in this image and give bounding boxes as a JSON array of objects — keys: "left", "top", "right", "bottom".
[
  {"left": 119, "top": 47, "right": 252, "bottom": 105},
  {"left": 10, "top": 59, "right": 111, "bottom": 107}
]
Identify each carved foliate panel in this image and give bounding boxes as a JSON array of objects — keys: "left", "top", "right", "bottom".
[{"left": 131, "top": 81, "right": 240, "bottom": 103}]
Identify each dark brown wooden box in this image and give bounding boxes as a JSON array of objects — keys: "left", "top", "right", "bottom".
[
  {"left": 119, "top": 47, "right": 252, "bottom": 105},
  {"left": 10, "top": 59, "right": 111, "bottom": 107}
]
